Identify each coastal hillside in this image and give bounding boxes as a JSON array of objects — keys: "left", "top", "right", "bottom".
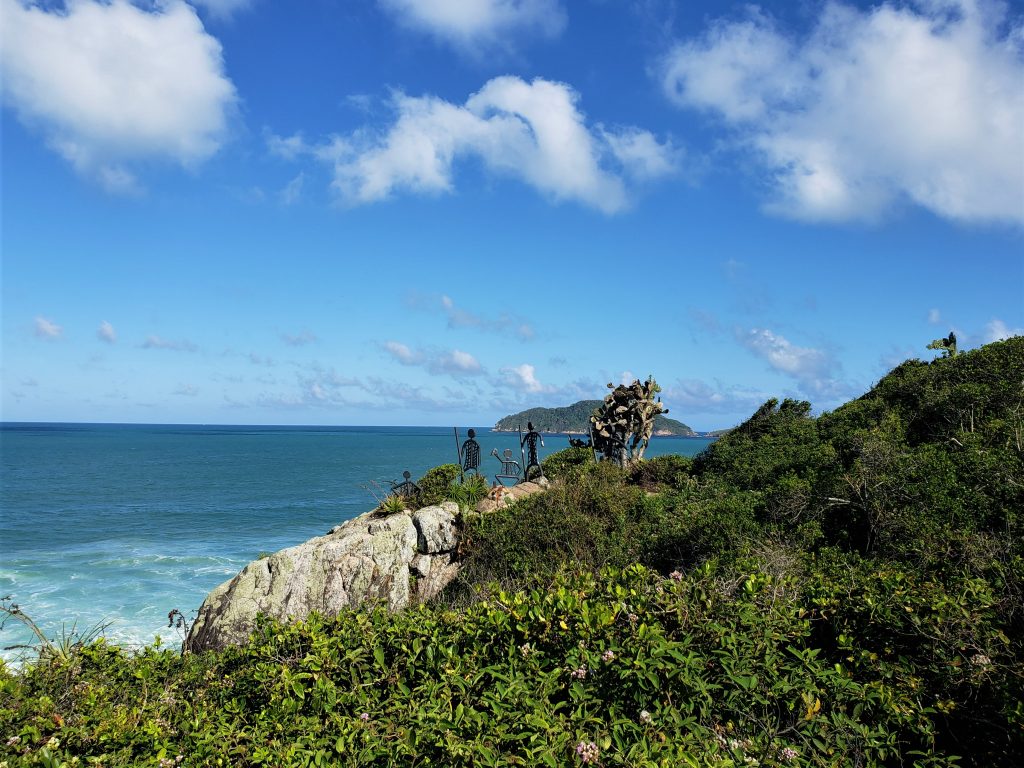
[
  {"left": 494, "top": 399, "right": 695, "bottom": 435},
  {"left": 2, "top": 339, "right": 1020, "bottom": 767}
]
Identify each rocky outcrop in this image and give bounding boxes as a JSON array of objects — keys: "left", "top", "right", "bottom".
[{"left": 188, "top": 484, "right": 548, "bottom": 652}]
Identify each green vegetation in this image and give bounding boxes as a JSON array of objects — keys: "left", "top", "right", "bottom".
[
  {"left": 2, "top": 339, "right": 1021, "bottom": 767},
  {"left": 494, "top": 400, "right": 695, "bottom": 436}
]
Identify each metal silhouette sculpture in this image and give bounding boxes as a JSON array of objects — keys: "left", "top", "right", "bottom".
[
  {"left": 520, "top": 421, "right": 545, "bottom": 481},
  {"left": 927, "top": 331, "right": 958, "bottom": 358},
  {"left": 390, "top": 470, "right": 420, "bottom": 499},
  {"left": 455, "top": 427, "right": 481, "bottom": 479},
  {"left": 491, "top": 448, "right": 522, "bottom": 486}
]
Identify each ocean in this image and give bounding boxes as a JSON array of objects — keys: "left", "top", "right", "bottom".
[{"left": 0, "top": 423, "right": 714, "bottom": 661}]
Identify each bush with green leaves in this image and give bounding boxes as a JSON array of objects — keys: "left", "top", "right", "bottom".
[
  {"left": 541, "top": 445, "right": 594, "bottom": 482},
  {"left": 2, "top": 564, "right": 994, "bottom": 767},
  {"left": 3, "top": 339, "right": 1022, "bottom": 767},
  {"left": 446, "top": 473, "right": 490, "bottom": 511},
  {"left": 415, "top": 463, "right": 461, "bottom": 507}
]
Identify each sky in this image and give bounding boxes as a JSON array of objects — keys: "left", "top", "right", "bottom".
[{"left": 1, "top": 0, "right": 1022, "bottom": 431}]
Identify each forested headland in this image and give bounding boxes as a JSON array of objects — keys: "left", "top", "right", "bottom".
[{"left": 494, "top": 399, "right": 695, "bottom": 436}]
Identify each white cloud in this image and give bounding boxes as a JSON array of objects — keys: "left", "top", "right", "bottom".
[
  {"left": 736, "top": 327, "right": 849, "bottom": 400},
  {"left": 438, "top": 349, "right": 484, "bottom": 375},
  {"left": 1, "top": 0, "right": 236, "bottom": 191},
  {"left": 424, "top": 293, "right": 535, "bottom": 340},
  {"left": 928, "top": 308, "right": 942, "bottom": 324},
  {"left": 141, "top": 335, "right": 198, "bottom": 352},
  {"left": 173, "top": 384, "right": 199, "bottom": 397},
  {"left": 385, "top": 340, "right": 420, "bottom": 365},
  {"left": 661, "top": 1, "right": 1024, "bottom": 224},
  {"left": 500, "top": 363, "right": 549, "bottom": 393},
  {"left": 383, "top": 341, "right": 484, "bottom": 377},
  {"left": 190, "top": 0, "right": 253, "bottom": 20},
  {"left": 316, "top": 76, "right": 676, "bottom": 213},
  {"left": 97, "top": 320, "right": 116, "bottom": 343},
  {"left": 267, "top": 132, "right": 307, "bottom": 160},
  {"left": 603, "top": 127, "right": 683, "bottom": 180},
  {"left": 984, "top": 318, "right": 1024, "bottom": 343},
  {"left": 280, "top": 172, "right": 305, "bottom": 205},
  {"left": 378, "top": 0, "right": 565, "bottom": 49},
  {"left": 34, "top": 316, "right": 62, "bottom": 338}
]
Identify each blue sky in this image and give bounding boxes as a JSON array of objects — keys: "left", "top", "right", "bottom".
[{"left": 2, "top": 0, "right": 1022, "bottom": 430}]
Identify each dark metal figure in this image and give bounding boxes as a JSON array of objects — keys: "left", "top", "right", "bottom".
[
  {"left": 390, "top": 470, "right": 420, "bottom": 499},
  {"left": 491, "top": 448, "right": 522, "bottom": 486},
  {"left": 521, "top": 421, "right": 545, "bottom": 481},
  {"left": 457, "top": 428, "right": 481, "bottom": 477}
]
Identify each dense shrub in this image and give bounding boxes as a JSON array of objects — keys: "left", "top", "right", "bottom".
[
  {"left": 1, "top": 565, "right": 990, "bottom": 768},
  {"left": 415, "top": 463, "right": 461, "bottom": 506},
  {"left": 627, "top": 453, "right": 693, "bottom": 491},
  {"left": 541, "top": 445, "right": 593, "bottom": 482}
]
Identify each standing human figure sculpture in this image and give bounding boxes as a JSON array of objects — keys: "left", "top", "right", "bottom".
[
  {"left": 459, "top": 428, "right": 481, "bottom": 477},
  {"left": 521, "top": 422, "right": 545, "bottom": 481}
]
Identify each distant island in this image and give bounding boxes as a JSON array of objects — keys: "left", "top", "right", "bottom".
[{"left": 493, "top": 399, "right": 695, "bottom": 436}]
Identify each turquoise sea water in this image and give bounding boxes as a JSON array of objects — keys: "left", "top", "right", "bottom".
[{"left": 0, "top": 423, "right": 714, "bottom": 660}]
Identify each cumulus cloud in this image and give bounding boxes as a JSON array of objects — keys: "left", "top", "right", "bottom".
[
  {"left": 928, "top": 308, "right": 942, "bottom": 324},
  {"left": 141, "top": 335, "right": 198, "bottom": 352},
  {"left": 661, "top": 1, "right": 1024, "bottom": 224},
  {"left": 736, "top": 327, "right": 850, "bottom": 400},
  {"left": 384, "top": 340, "right": 419, "bottom": 365},
  {"left": 985, "top": 318, "right": 1023, "bottom": 343},
  {"left": 97, "top": 321, "right": 116, "bottom": 343},
  {"left": 378, "top": 0, "right": 566, "bottom": 49},
  {"left": 34, "top": 316, "right": 62, "bottom": 339},
  {"left": 1, "top": 0, "right": 236, "bottom": 191},
  {"left": 500, "top": 363, "right": 550, "bottom": 393},
  {"left": 383, "top": 341, "right": 484, "bottom": 377},
  {"left": 310, "top": 76, "right": 676, "bottom": 213}
]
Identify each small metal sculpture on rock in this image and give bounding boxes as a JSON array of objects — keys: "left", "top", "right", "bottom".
[
  {"left": 455, "top": 427, "right": 481, "bottom": 479},
  {"left": 491, "top": 448, "right": 522, "bottom": 486},
  {"left": 390, "top": 471, "right": 420, "bottom": 499},
  {"left": 520, "top": 421, "right": 545, "bottom": 481}
]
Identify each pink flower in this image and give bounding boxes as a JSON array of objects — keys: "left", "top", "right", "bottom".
[
  {"left": 670, "top": 570, "right": 683, "bottom": 581},
  {"left": 601, "top": 649, "right": 615, "bottom": 662},
  {"left": 570, "top": 665, "right": 588, "bottom": 680},
  {"left": 575, "top": 740, "right": 600, "bottom": 764},
  {"left": 780, "top": 746, "right": 798, "bottom": 760},
  {"left": 359, "top": 712, "right": 370, "bottom": 721}
]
